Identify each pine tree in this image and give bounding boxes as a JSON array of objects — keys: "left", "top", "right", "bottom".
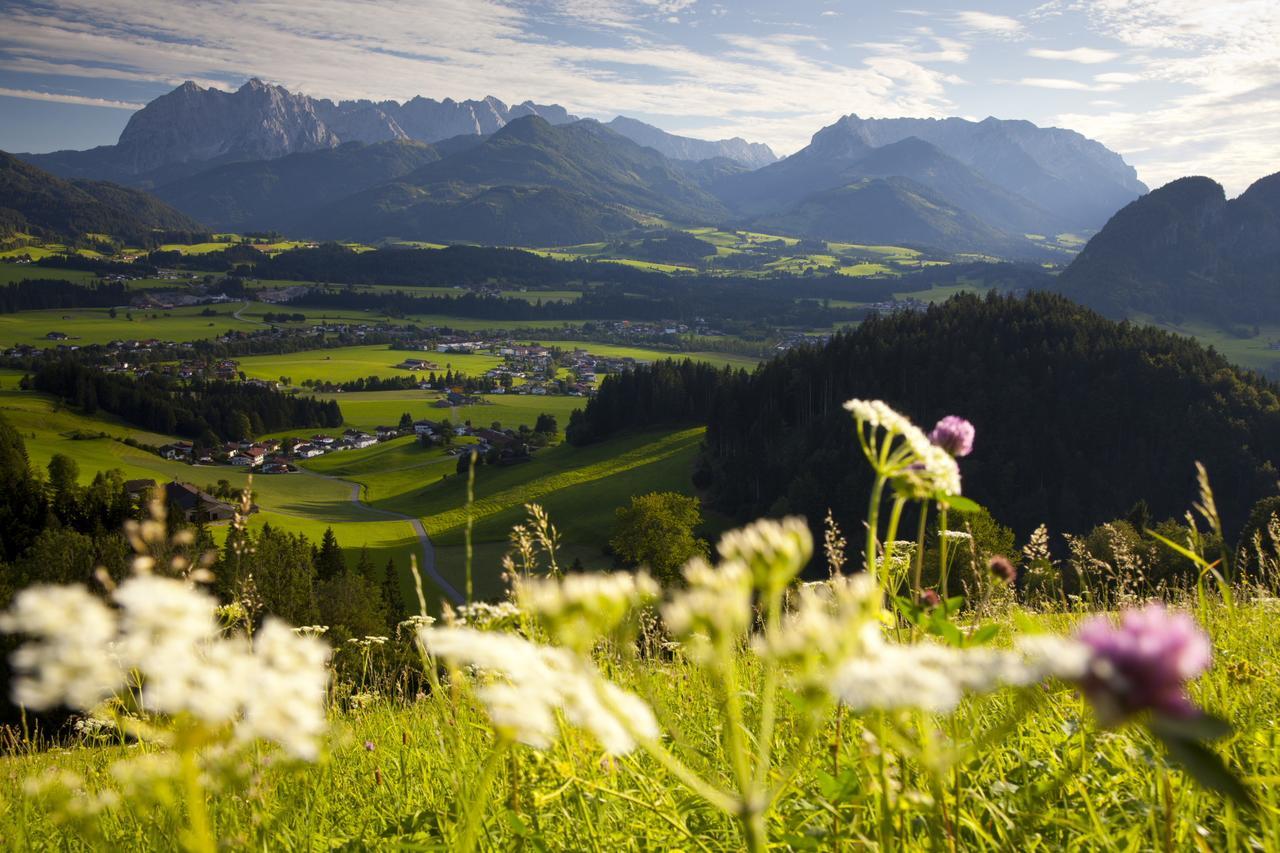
[
  {"left": 381, "top": 558, "right": 406, "bottom": 628},
  {"left": 315, "top": 527, "right": 346, "bottom": 581}
]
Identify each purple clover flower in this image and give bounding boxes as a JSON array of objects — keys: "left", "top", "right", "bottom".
[
  {"left": 1075, "top": 604, "right": 1211, "bottom": 725},
  {"left": 928, "top": 416, "right": 975, "bottom": 458},
  {"left": 988, "top": 555, "right": 1017, "bottom": 584}
]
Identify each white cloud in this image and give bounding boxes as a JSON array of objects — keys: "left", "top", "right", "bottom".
[
  {"left": 0, "top": 87, "right": 144, "bottom": 109},
  {"left": 1093, "top": 71, "right": 1142, "bottom": 83},
  {"left": 1055, "top": 0, "right": 1280, "bottom": 193},
  {"left": 1018, "top": 77, "right": 1096, "bottom": 90},
  {"left": 953, "top": 11, "right": 1025, "bottom": 38},
  {"left": 1026, "top": 47, "right": 1118, "bottom": 63}
]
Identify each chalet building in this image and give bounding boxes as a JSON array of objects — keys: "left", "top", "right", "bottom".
[{"left": 162, "top": 481, "right": 243, "bottom": 522}]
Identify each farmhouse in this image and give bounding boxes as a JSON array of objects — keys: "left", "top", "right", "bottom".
[{"left": 162, "top": 481, "right": 242, "bottom": 522}]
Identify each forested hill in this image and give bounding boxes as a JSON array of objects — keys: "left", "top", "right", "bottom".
[
  {"left": 575, "top": 293, "right": 1280, "bottom": 539},
  {"left": 1055, "top": 171, "right": 1280, "bottom": 324},
  {"left": 703, "top": 292, "right": 1280, "bottom": 537},
  {"left": 0, "top": 151, "right": 202, "bottom": 245}
]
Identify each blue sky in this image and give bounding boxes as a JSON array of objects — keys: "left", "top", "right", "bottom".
[{"left": 0, "top": 0, "right": 1276, "bottom": 193}]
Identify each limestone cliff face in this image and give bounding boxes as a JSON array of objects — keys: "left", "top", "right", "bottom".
[{"left": 116, "top": 79, "right": 338, "bottom": 171}]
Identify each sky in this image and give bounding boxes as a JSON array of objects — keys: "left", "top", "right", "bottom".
[{"left": 0, "top": 0, "right": 1276, "bottom": 195}]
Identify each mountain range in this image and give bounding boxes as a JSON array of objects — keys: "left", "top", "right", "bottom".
[
  {"left": 1056, "top": 172, "right": 1280, "bottom": 324},
  {"left": 14, "top": 79, "right": 1150, "bottom": 255}
]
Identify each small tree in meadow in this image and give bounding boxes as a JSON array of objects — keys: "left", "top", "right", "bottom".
[{"left": 610, "top": 491, "right": 708, "bottom": 584}]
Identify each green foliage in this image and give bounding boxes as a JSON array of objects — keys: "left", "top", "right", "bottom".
[
  {"left": 314, "top": 527, "right": 346, "bottom": 582},
  {"left": 233, "top": 524, "right": 319, "bottom": 625},
  {"left": 609, "top": 491, "right": 708, "bottom": 583},
  {"left": 318, "top": 567, "right": 388, "bottom": 642}
]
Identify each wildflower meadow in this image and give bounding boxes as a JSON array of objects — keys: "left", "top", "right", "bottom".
[{"left": 2, "top": 400, "right": 1279, "bottom": 851}]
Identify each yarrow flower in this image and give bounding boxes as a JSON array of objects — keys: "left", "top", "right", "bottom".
[
  {"left": 717, "top": 516, "right": 813, "bottom": 591},
  {"left": 1, "top": 576, "right": 331, "bottom": 761},
  {"left": 928, "top": 415, "right": 975, "bottom": 457},
  {"left": 1075, "top": 604, "right": 1211, "bottom": 725},
  {"left": 517, "top": 571, "right": 659, "bottom": 652},
  {"left": 421, "top": 626, "right": 658, "bottom": 754},
  {"left": 844, "top": 399, "right": 963, "bottom": 498},
  {"left": 661, "top": 557, "right": 753, "bottom": 665},
  {"left": 0, "top": 585, "right": 120, "bottom": 711},
  {"left": 832, "top": 629, "right": 1089, "bottom": 714}
]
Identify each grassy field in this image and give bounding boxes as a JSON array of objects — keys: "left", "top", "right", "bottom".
[
  {"left": 0, "top": 305, "right": 265, "bottom": 347},
  {"left": 522, "top": 340, "right": 759, "bottom": 372},
  {"left": 0, "top": 262, "right": 101, "bottom": 284},
  {"left": 1133, "top": 316, "right": 1280, "bottom": 374},
  {"left": 3, "top": 595, "right": 1275, "bottom": 850},
  {"left": 268, "top": 390, "right": 584, "bottom": 436},
  {"left": 236, "top": 345, "right": 505, "bottom": 385},
  {"left": 302, "top": 426, "right": 705, "bottom": 599}
]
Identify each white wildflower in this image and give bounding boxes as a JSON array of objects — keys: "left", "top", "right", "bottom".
[
  {"left": 113, "top": 575, "right": 219, "bottom": 665},
  {"left": 757, "top": 574, "right": 884, "bottom": 692},
  {"left": 832, "top": 631, "right": 1090, "bottom": 714},
  {"left": 844, "top": 399, "right": 962, "bottom": 497},
  {"left": 843, "top": 399, "right": 919, "bottom": 437},
  {"left": 717, "top": 517, "right": 813, "bottom": 589},
  {"left": 0, "top": 585, "right": 122, "bottom": 711},
  {"left": 395, "top": 615, "right": 434, "bottom": 639},
  {"left": 422, "top": 626, "right": 658, "bottom": 754},
  {"left": 661, "top": 558, "right": 753, "bottom": 664},
  {"left": 517, "top": 571, "right": 659, "bottom": 651},
  {"left": 240, "top": 619, "right": 331, "bottom": 761},
  {"left": 450, "top": 600, "right": 521, "bottom": 628}
]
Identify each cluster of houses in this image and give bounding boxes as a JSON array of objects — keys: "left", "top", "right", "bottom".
[
  {"left": 160, "top": 428, "right": 388, "bottom": 470},
  {"left": 394, "top": 338, "right": 641, "bottom": 397}
]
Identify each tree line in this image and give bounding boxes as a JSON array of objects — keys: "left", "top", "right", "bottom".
[
  {"left": 0, "top": 278, "right": 129, "bottom": 313},
  {"left": 27, "top": 359, "right": 343, "bottom": 442}
]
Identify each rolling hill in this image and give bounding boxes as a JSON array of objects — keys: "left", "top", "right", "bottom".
[
  {"left": 284, "top": 116, "right": 728, "bottom": 244},
  {"left": 153, "top": 139, "right": 449, "bottom": 231},
  {"left": 0, "top": 151, "right": 202, "bottom": 244},
  {"left": 751, "top": 176, "right": 1029, "bottom": 257}
]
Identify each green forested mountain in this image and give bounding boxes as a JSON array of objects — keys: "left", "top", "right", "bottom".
[
  {"left": 0, "top": 151, "right": 202, "bottom": 243},
  {"left": 285, "top": 116, "right": 727, "bottom": 244},
  {"left": 1056, "top": 172, "right": 1280, "bottom": 323},
  {"left": 153, "top": 139, "right": 447, "bottom": 230},
  {"left": 751, "top": 177, "right": 1030, "bottom": 256}
]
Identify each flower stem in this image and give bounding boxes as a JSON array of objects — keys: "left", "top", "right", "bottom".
[
  {"left": 866, "top": 474, "right": 887, "bottom": 582},
  {"left": 179, "top": 747, "right": 215, "bottom": 853}
]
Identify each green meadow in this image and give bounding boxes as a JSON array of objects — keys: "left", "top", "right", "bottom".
[
  {"left": 301, "top": 426, "right": 706, "bottom": 599},
  {"left": 0, "top": 305, "right": 263, "bottom": 347},
  {"left": 236, "top": 345, "right": 505, "bottom": 384},
  {"left": 272, "top": 390, "right": 584, "bottom": 435}
]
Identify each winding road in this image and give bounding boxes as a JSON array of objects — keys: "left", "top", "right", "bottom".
[
  {"left": 231, "top": 301, "right": 259, "bottom": 324},
  {"left": 295, "top": 468, "right": 463, "bottom": 605}
]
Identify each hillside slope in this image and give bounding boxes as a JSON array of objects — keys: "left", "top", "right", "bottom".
[
  {"left": 0, "top": 151, "right": 202, "bottom": 243},
  {"left": 154, "top": 140, "right": 446, "bottom": 231},
  {"left": 1056, "top": 172, "right": 1280, "bottom": 323}
]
